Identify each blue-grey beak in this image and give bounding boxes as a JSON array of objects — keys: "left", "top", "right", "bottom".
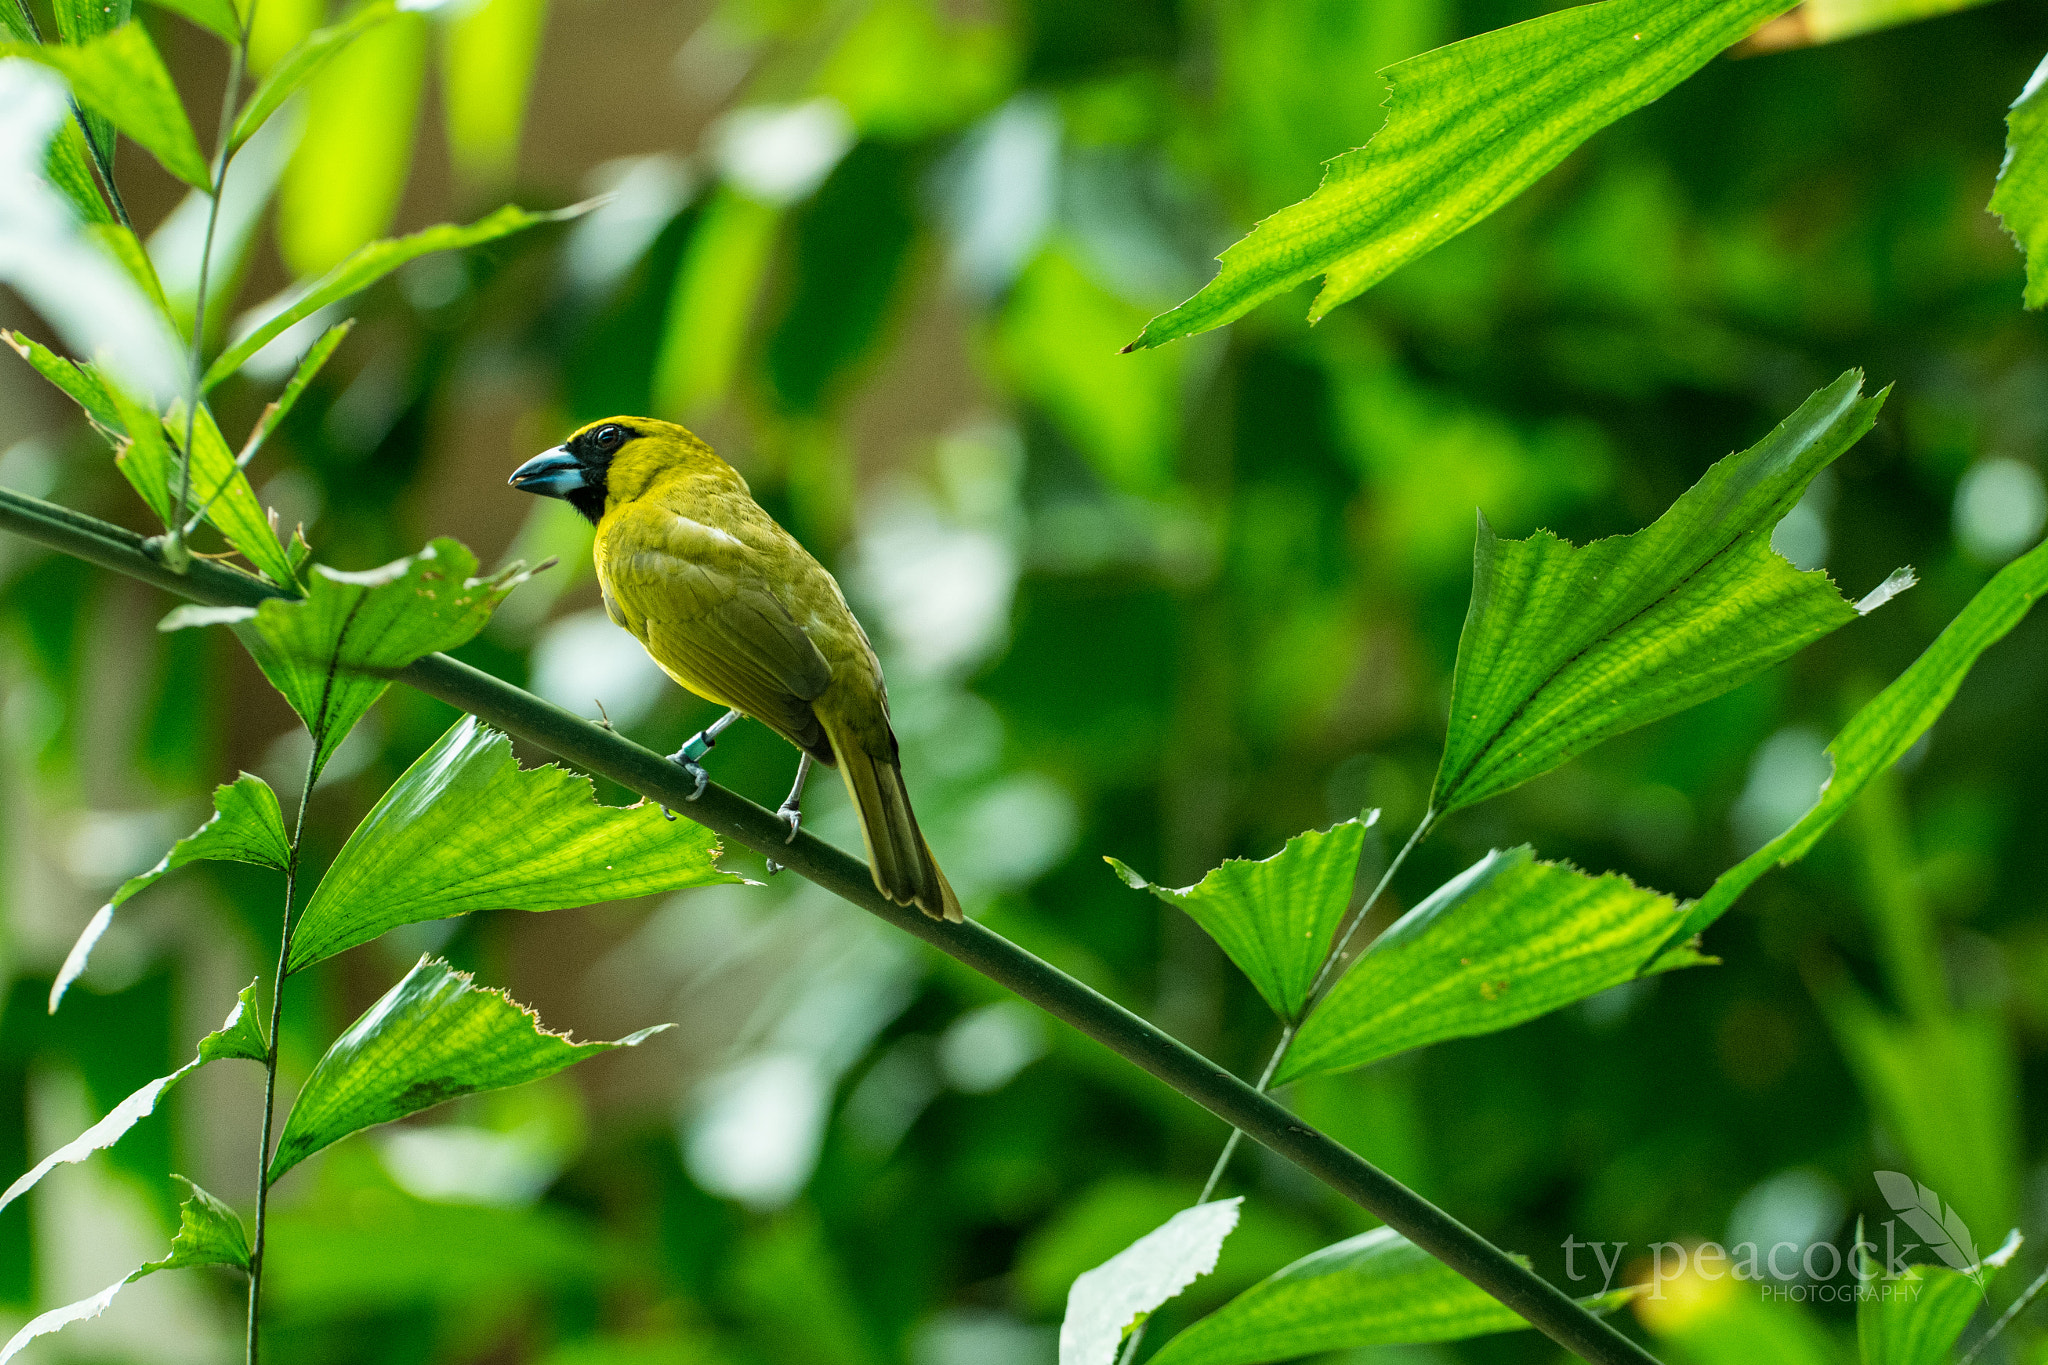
[{"left": 509, "top": 446, "right": 586, "bottom": 498}]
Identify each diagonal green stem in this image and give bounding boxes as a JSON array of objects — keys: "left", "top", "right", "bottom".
[
  {"left": 5, "top": 0, "right": 133, "bottom": 228},
  {"left": 0, "top": 485, "right": 1662, "bottom": 1365}
]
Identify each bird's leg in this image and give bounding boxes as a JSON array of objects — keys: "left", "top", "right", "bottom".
[
  {"left": 661, "top": 708, "right": 741, "bottom": 818},
  {"left": 763, "top": 754, "right": 813, "bottom": 875}
]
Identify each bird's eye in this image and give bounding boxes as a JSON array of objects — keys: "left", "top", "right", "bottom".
[{"left": 594, "top": 424, "right": 624, "bottom": 453}]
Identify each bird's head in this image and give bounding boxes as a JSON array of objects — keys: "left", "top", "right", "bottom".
[{"left": 509, "top": 417, "right": 722, "bottom": 524}]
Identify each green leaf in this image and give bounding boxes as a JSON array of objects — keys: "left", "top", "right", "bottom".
[
  {"left": 1108, "top": 815, "right": 1371, "bottom": 1022},
  {"left": 650, "top": 189, "right": 781, "bottom": 419},
  {"left": 1131, "top": 0, "right": 1792, "bottom": 347},
  {"left": 1659, "top": 532, "right": 2048, "bottom": 949},
  {"left": 0, "top": 1176, "right": 247, "bottom": 1364},
  {"left": 51, "top": 776, "right": 287, "bottom": 1011},
  {"left": 229, "top": 0, "right": 398, "bottom": 154},
  {"left": 440, "top": 0, "right": 547, "bottom": 187},
  {"left": 1, "top": 24, "right": 213, "bottom": 189},
  {"left": 1991, "top": 55, "right": 2048, "bottom": 310},
  {"left": 203, "top": 203, "right": 584, "bottom": 389},
  {"left": 163, "top": 399, "right": 300, "bottom": 584},
  {"left": 1431, "top": 372, "right": 1897, "bottom": 818},
  {"left": 162, "top": 537, "right": 534, "bottom": 782},
  {"left": 144, "top": 0, "right": 242, "bottom": 41},
  {"left": 3, "top": 329, "right": 123, "bottom": 436},
  {"left": 1857, "top": 1232, "right": 2018, "bottom": 1365},
  {"left": 105, "top": 380, "right": 176, "bottom": 520},
  {"left": 1282, "top": 847, "right": 1705, "bottom": 1082},
  {"left": 268, "top": 955, "right": 671, "bottom": 1182},
  {"left": 1060, "top": 1200, "right": 1243, "bottom": 1365},
  {"left": 288, "top": 715, "right": 738, "bottom": 971},
  {"left": 239, "top": 318, "right": 351, "bottom": 470},
  {"left": 45, "top": 117, "right": 115, "bottom": 224},
  {"left": 1150, "top": 1226, "right": 1635, "bottom": 1365},
  {"left": 50, "top": 0, "right": 129, "bottom": 174},
  {"left": 1, "top": 986, "right": 266, "bottom": 1214}
]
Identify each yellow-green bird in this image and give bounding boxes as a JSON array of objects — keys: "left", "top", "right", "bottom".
[{"left": 510, "top": 417, "right": 961, "bottom": 922}]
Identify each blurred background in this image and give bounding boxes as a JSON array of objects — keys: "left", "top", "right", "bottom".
[{"left": 3, "top": 0, "right": 2048, "bottom": 1359}]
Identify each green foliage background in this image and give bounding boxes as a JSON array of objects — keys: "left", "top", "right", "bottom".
[{"left": 1, "top": 0, "right": 2046, "bottom": 1360}]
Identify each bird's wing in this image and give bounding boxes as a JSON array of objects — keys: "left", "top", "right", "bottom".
[{"left": 601, "top": 508, "right": 833, "bottom": 753}]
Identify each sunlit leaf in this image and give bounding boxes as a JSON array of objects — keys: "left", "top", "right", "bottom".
[
  {"left": 51, "top": 776, "right": 287, "bottom": 1011},
  {"left": 1108, "top": 816, "right": 1370, "bottom": 1022},
  {"left": 144, "top": 0, "right": 242, "bottom": 41},
  {"left": 161, "top": 538, "right": 532, "bottom": 781},
  {"left": 229, "top": 0, "right": 401, "bottom": 152},
  {"left": 1660, "top": 533, "right": 2048, "bottom": 950},
  {"left": 163, "top": 399, "right": 300, "bottom": 584},
  {"left": 276, "top": 8, "right": 426, "bottom": 275},
  {"left": 1150, "top": 1226, "right": 1635, "bottom": 1365},
  {"left": 288, "top": 715, "right": 738, "bottom": 971},
  {"left": 2, "top": 23, "right": 212, "bottom": 188},
  {"left": 268, "top": 955, "right": 671, "bottom": 1182},
  {"left": 0, "top": 1175, "right": 247, "bottom": 1365},
  {"left": 1059, "top": 1200, "right": 1243, "bottom": 1365},
  {"left": 3, "top": 329, "right": 123, "bottom": 436},
  {"left": 104, "top": 379, "right": 176, "bottom": 520},
  {"left": 651, "top": 189, "right": 781, "bottom": 419},
  {"left": 1132, "top": 0, "right": 1791, "bottom": 347},
  {"left": 440, "top": 0, "right": 547, "bottom": 187},
  {"left": 1857, "top": 1231, "right": 2018, "bottom": 1365},
  {"left": 1, "top": 986, "right": 266, "bottom": 1213},
  {"left": 1431, "top": 372, "right": 1899, "bottom": 818},
  {"left": 204, "top": 204, "right": 584, "bottom": 389},
  {"left": 1281, "top": 848, "right": 1705, "bottom": 1082},
  {"left": 49, "top": 0, "right": 129, "bottom": 175},
  {"left": 1991, "top": 54, "right": 2048, "bottom": 310}
]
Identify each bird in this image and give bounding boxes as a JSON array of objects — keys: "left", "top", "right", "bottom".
[{"left": 509, "top": 417, "right": 961, "bottom": 922}]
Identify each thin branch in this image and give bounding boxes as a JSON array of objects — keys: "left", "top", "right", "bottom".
[
  {"left": 0, "top": 486, "right": 1662, "bottom": 1365},
  {"left": 5, "top": 0, "right": 133, "bottom": 229},
  {"left": 1959, "top": 1260, "right": 2048, "bottom": 1365},
  {"left": 173, "top": 11, "right": 256, "bottom": 553}
]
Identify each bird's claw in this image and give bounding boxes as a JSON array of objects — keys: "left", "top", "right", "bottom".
[
  {"left": 660, "top": 752, "right": 711, "bottom": 819},
  {"left": 763, "top": 803, "right": 801, "bottom": 874}
]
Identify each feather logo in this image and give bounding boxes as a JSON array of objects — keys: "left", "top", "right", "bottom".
[{"left": 1873, "top": 1171, "right": 1985, "bottom": 1287}]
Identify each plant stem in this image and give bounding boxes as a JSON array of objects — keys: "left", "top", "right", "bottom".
[
  {"left": 246, "top": 719, "right": 319, "bottom": 1364},
  {"left": 1959, "top": 1260, "right": 2048, "bottom": 1365},
  {"left": 0, "top": 486, "right": 1664, "bottom": 1365},
  {"left": 4, "top": 0, "right": 133, "bottom": 229},
  {"left": 173, "top": 11, "right": 256, "bottom": 551}
]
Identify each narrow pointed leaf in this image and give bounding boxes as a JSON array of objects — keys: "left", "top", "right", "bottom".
[
  {"left": 289, "top": 715, "right": 736, "bottom": 971},
  {"left": 50, "top": 0, "right": 129, "bottom": 172},
  {"left": 1432, "top": 372, "right": 1894, "bottom": 818},
  {"left": 1858, "top": 1231, "right": 2018, "bottom": 1365},
  {"left": 1, "top": 25, "right": 211, "bottom": 188},
  {"left": 104, "top": 381, "right": 175, "bottom": 520},
  {"left": 1060, "top": 1200, "right": 1243, "bottom": 1365},
  {"left": 163, "top": 399, "right": 299, "bottom": 583},
  {"left": 239, "top": 318, "right": 352, "bottom": 468},
  {"left": 0, "top": 1176, "right": 248, "bottom": 1365},
  {"left": 269, "top": 955, "right": 670, "bottom": 1182},
  {"left": 1150, "top": 1227, "right": 1635, "bottom": 1365},
  {"left": 203, "top": 204, "right": 586, "bottom": 389},
  {"left": 144, "top": 0, "right": 242, "bottom": 41},
  {"left": 51, "top": 776, "right": 287, "bottom": 1011},
  {"left": 1991, "top": 54, "right": 2048, "bottom": 309},
  {"left": 1660, "top": 534, "right": 2048, "bottom": 950},
  {"left": 44, "top": 118, "right": 115, "bottom": 225},
  {"left": 1746, "top": 0, "right": 2002, "bottom": 50},
  {"left": 163, "top": 538, "right": 532, "bottom": 782},
  {"left": 1108, "top": 815, "right": 1372, "bottom": 1022},
  {"left": 228, "top": 0, "right": 398, "bottom": 153},
  {"left": 2, "top": 987, "right": 266, "bottom": 1212},
  {"left": 3, "top": 329, "right": 123, "bottom": 436},
  {"left": 1132, "top": 0, "right": 1791, "bottom": 347},
  {"left": 86, "top": 223, "right": 175, "bottom": 326},
  {"left": 1282, "top": 848, "right": 1706, "bottom": 1082}
]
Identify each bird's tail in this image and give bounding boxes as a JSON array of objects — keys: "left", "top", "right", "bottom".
[{"left": 824, "top": 717, "right": 960, "bottom": 923}]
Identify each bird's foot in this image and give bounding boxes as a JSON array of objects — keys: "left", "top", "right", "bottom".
[
  {"left": 659, "top": 733, "right": 716, "bottom": 819},
  {"left": 763, "top": 802, "right": 801, "bottom": 874}
]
